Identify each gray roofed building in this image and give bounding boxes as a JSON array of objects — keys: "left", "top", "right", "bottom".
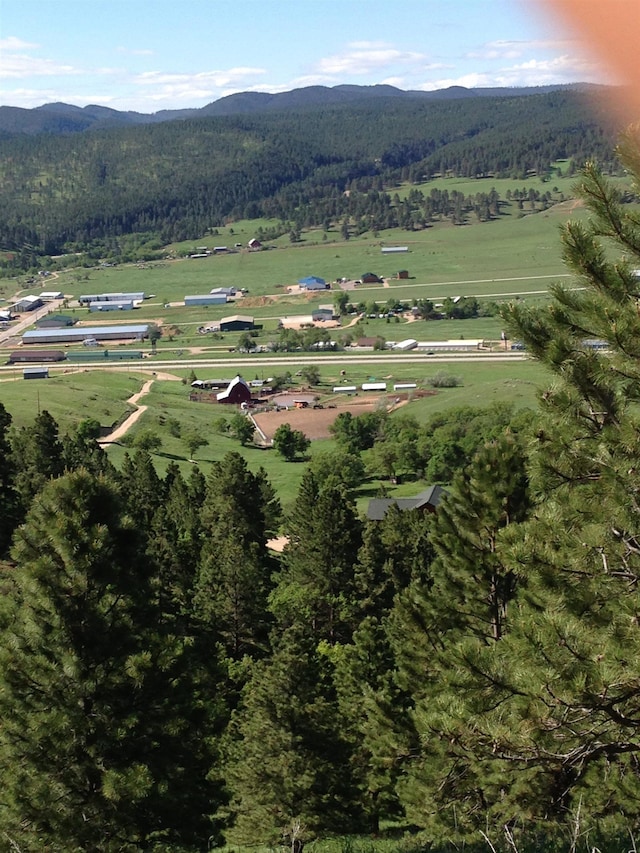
[
  {"left": 22, "top": 324, "right": 149, "bottom": 345},
  {"left": 366, "top": 485, "right": 445, "bottom": 520}
]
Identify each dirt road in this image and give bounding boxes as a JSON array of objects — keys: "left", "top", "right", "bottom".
[{"left": 98, "top": 373, "right": 181, "bottom": 445}]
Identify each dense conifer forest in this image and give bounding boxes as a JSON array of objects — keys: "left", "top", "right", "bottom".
[{"left": 0, "top": 88, "right": 619, "bottom": 265}]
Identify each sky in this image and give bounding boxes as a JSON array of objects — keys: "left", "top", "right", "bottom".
[{"left": 0, "top": 0, "right": 615, "bottom": 114}]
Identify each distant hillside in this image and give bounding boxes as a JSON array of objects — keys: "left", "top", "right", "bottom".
[
  {"left": 0, "top": 87, "right": 621, "bottom": 268},
  {"left": 0, "top": 82, "right": 602, "bottom": 135}
]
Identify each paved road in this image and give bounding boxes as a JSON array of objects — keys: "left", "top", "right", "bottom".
[{"left": 0, "top": 351, "right": 527, "bottom": 376}]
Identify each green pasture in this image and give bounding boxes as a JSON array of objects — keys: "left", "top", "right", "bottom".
[
  {"left": 39, "top": 193, "right": 589, "bottom": 316},
  {"left": 0, "top": 355, "right": 548, "bottom": 512},
  {"left": 0, "top": 369, "right": 140, "bottom": 431},
  {"left": 119, "top": 359, "right": 545, "bottom": 510}
]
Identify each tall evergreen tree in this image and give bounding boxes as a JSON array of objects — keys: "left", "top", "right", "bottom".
[
  {"left": 466, "top": 149, "right": 640, "bottom": 832},
  {"left": 384, "top": 433, "right": 531, "bottom": 839},
  {"left": 0, "top": 402, "right": 19, "bottom": 557},
  {"left": 10, "top": 409, "right": 64, "bottom": 508},
  {"left": 224, "top": 626, "right": 366, "bottom": 847},
  {"left": 271, "top": 471, "right": 363, "bottom": 644},
  {"left": 118, "top": 449, "right": 164, "bottom": 529},
  {"left": 0, "top": 470, "right": 227, "bottom": 851},
  {"left": 194, "top": 452, "right": 280, "bottom": 659}
]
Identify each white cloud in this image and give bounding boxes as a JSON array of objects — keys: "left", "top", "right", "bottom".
[
  {"left": 0, "top": 35, "right": 82, "bottom": 79},
  {"left": 418, "top": 53, "right": 612, "bottom": 91},
  {"left": 314, "top": 41, "right": 428, "bottom": 78},
  {"left": 133, "top": 67, "right": 267, "bottom": 105},
  {"left": 137, "top": 67, "right": 266, "bottom": 87},
  {"left": 0, "top": 37, "right": 39, "bottom": 51},
  {"left": 466, "top": 37, "right": 575, "bottom": 61}
]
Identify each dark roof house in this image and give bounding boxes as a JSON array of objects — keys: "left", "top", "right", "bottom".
[
  {"left": 219, "top": 314, "right": 254, "bottom": 332},
  {"left": 366, "top": 485, "right": 445, "bottom": 520}
]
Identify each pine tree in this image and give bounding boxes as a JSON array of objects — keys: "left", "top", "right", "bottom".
[
  {"left": 271, "top": 471, "right": 363, "bottom": 644},
  {"left": 0, "top": 470, "right": 227, "bottom": 851},
  {"left": 386, "top": 148, "right": 640, "bottom": 842},
  {"left": 385, "top": 433, "right": 532, "bottom": 839},
  {"left": 224, "top": 626, "right": 365, "bottom": 847},
  {"left": 10, "top": 409, "right": 64, "bottom": 508},
  {"left": 0, "top": 402, "right": 19, "bottom": 557},
  {"left": 194, "top": 452, "right": 280, "bottom": 659},
  {"left": 469, "top": 150, "right": 640, "bottom": 831},
  {"left": 118, "top": 449, "right": 164, "bottom": 528}
]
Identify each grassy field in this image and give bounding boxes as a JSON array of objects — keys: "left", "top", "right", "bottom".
[
  {"left": 0, "top": 173, "right": 577, "bottom": 502},
  {"left": 4, "top": 185, "right": 594, "bottom": 364},
  {"left": 0, "top": 357, "right": 548, "bottom": 512},
  {"left": 15, "top": 174, "right": 599, "bottom": 317}
]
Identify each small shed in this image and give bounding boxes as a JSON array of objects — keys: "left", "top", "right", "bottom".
[
  {"left": 248, "top": 238, "right": 262, "bottom": 250},
  {"left": 23, "top": 367, "right": 49, "bottom": 380},
  {"left": 360, "top": 272, "right": 382, "bottom": 284},
  {"left": 395, "top": 270, "right": 409, "bottom": 279},
  {"left": 216, "top": 375, "right": 252, "bottom": 404},
  {"left": 312, "top": 305, "right": 334, "bottom": 321}
]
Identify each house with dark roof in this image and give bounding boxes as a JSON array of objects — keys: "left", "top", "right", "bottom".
[
  {"left": 220, "top": 315, "right": 254, "bottom": 332},
  {"left": 35, "top": 314, "right": 76, "bottom": 329},
  {"left": 366, "top": 485, "right": 445, "bottom": 521}
]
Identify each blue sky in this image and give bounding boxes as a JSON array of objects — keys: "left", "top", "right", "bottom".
[{"left": 0, "top": 0, "right": 613, "bottom": 113}]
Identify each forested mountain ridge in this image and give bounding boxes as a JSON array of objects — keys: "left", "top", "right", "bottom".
[
  {"left": 0, "top": 82, "right": 600, "bottom": 135},
  {"left": 0, "top": 87, "right": 619, "bottom": 263}
]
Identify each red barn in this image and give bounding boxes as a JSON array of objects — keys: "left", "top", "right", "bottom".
[{"left": 216, "top": 375, "right": 252, "bottom": 404}]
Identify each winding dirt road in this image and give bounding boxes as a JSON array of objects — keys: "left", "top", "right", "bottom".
[{"left": 98, "top": 372, "right": 181, "bottom": 445}]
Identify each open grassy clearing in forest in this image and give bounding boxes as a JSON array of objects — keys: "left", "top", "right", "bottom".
[
  {"left": 0, "top": 358, "right": 547, "bottom": 510},
  {"left": 50, "top": 203, "right": 581, "bottom": 308},
  {"left": 3, "top": 190, "right": 596, "bottom": 366},
  {"left": 0, "top": 172, "right": 577, "bottom": 508}
]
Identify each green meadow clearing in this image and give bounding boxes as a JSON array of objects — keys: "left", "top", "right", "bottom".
[
  {"left": 3, "top": 180, "right": 600, "bottom": 362},
  {"left": 0, "top": 357, "right": 548, "bottom": 511},
  {"left": 0, "top": 174, "right": 595, "bottom": 504}
]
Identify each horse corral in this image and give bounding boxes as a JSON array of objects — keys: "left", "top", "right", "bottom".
[{"left": 252, "top": 390, "right": 432, "bottom": 441}]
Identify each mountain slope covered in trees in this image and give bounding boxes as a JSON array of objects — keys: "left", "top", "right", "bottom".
[{"left": 0, "top": 88, "right": 619, "bottom": 260}]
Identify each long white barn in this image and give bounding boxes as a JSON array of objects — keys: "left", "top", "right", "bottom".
[{"left": 22, "top": 324, "right": 149, "bottom": 345}]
